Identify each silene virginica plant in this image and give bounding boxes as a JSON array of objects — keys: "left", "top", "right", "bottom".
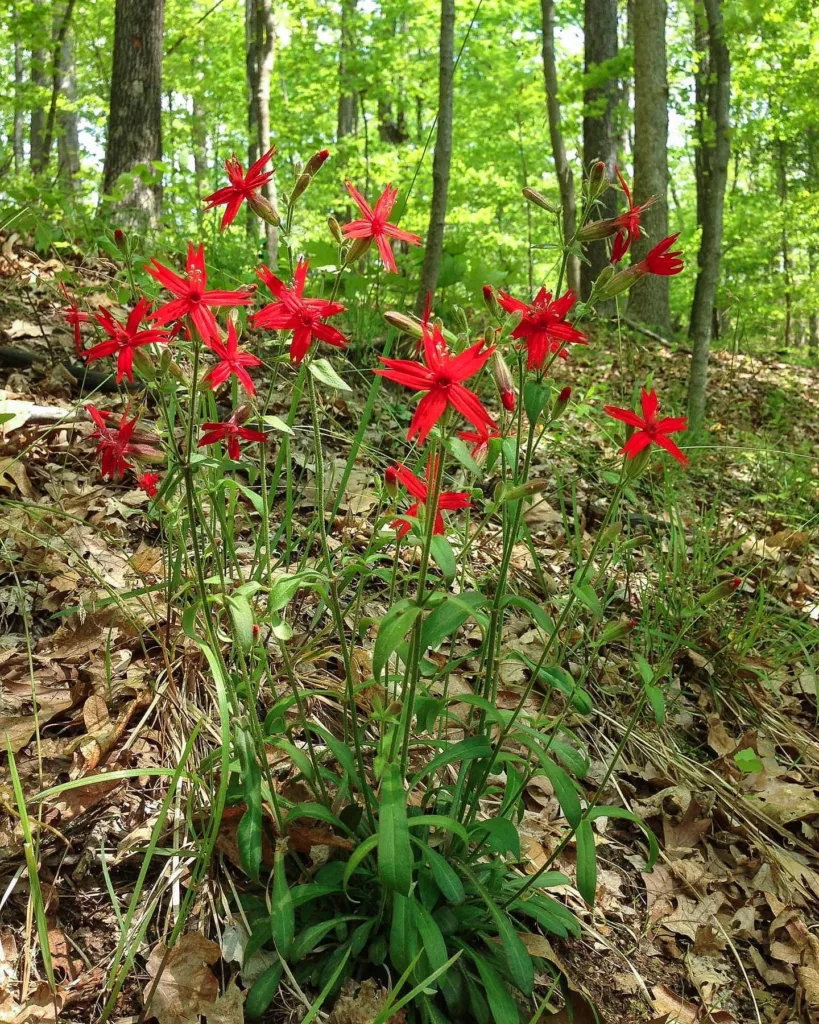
[{"left": 62, "top": 145, "right": 731, "bottom": 1023}]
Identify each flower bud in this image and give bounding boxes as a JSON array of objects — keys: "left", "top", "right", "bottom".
[
  {"left": 129, "top": 443, "right": 165, "bottom": 465},
  {"left": 577, "top": 217, "right": 619, "bottom": 242},
  {"left": 551, "top": 385, "right": 571, "bottom": 420},
  {"left": 522, "top": 187, "right": 559, "bottom": 213},
  {"left": 384, "top": 311, "right": 424, "bottom": 339},
  {"left": 305, "top": 149, "right": 330, "bottom": 176},
  {"left": 625, "top": 446, "right": 651, "bottom": 479},
  {"left": 599, "top": 618, "right": 635, "bottom": 644},
  {"left": 345, "top": 235, "right": 373, "bottom": 264},
  {"left": 232, "top": 404, "right": 253, "bottom": 427},
  {"left": 384, "top": 466, "right": 399, "bottom": 499},
  {"left": 492, "top": 351, "right": 516, "bottom": 412},
  {"left": 248, "top": 192, "right": 281, "bottom": 227},
  {"left": 132, "top": 348, "right": 156, "bottom": 380},
  {"left": 593, "top": 266, "right": 616, "bottom": 292},
  {"left": 452, "top": 305, "right": 470, "bottom": 335},
  {"left": 701, "top": 577, "right": 743, "bottom": 606},
  {"left": 482, "top": 284, "right": 502, "bottom": 320},
  {"left": 328, "top": 216, "right": 344, "bottom": 244},
  {"left": 588, "top": 160, "right": 608, "bottom": 197},
  {"left": 595, "top": 264, "right": 646, "bottom": 301},
  {"left": 504, "top": 310, "right": 523, "bottom": 333},
  {"left": 290, "top": 172, "right": 312, "bottom": 203},
  {"left": 598, "top": 522, "right": 622, "bottom": 547},
  {"left": 496, "top": 478, "right": 548, "bottom": 503},
  {"left": 114, "top": 229, "right": 127, "bottom": 254}
]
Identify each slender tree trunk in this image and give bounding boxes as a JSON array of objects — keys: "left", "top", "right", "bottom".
[
  {"left": 30, "top": 0, "right": 49, "bottom": 172},
  {"left": 102, "top": 0, "right": 164, "bottom": 228},
  {"left": 192, "top": 95, "right": 208, "bottom": 193},
  {"left": 337, "top": 0, "right": 357, "bottom": 139},
  {"left": 36, "top": 0, "right": 77, "bottom": 173},
  {"left": 246, "top": 0, "right": 277, "bottom": 263},
  {"left": 245, "top": 0, "right": 261, "bottom": 245},
  {"left": 540, "top": 0, "right": 580, "bottom": 295},
  {"left": 582, "top": 0, "right": 619, "bottom": 301},
  {"left": 415, "top": 0, "right": 455, "bottom": 312},
  {"left": 809, "top": 248, "right": 819, "bottom": 359},
  {"left": 686, "top": 0, "right": 730, "bottom": 432},
  {"left": 57, "top": 17, "right": 81, "bottom": 184},
  {"left": 627, "top": 0, "right": 670, "bottom": 331},
  {"left": 12, "top": 2, "right": 25, "bottom": 173},
  {"left": 776, "top": 138, "right": 792, "bottom": 347}
]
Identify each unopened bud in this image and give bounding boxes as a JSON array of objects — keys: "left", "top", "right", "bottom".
[
  {"left": 290, "top": 172, "right": 312, "bottom": 203},
  {"left": 598, "top": 523, "right": 622, "bottom": 547},
  {"left": 132, "top": 348, "right": 156, "bottom": 380},
  {"left": 504, "top": 310, "right": 523, "bottom": 333},
  {"left": 588, "top": 160, "right": 608, "bottom": 197},
  {"left": 129, "top": 443, "right": 165, "bottom": 465},
  {"left": 625, "top": 446, "right": 651, "bottom": 479},
  {"left": 492, "top": 351, "right": 516, "bottom": 413},
  {"left": 577, "top": 217, "right": 619, "bottom": 242},
  {"left": 232, "top": 404, "right": 253, "bottom": 427},
  {"left": 496, "top": 478, "right": 548, "bottom": 503},
  {"left": 345, "top": 235, "right": 372, "bottom": 264},
  {"left": 304, "top": 149, "right": 330, "bottom": 177},
  {"left": 452, "top": 305, "right": 469, "bottom": 335},
  {"left": 600, "top": 618, "right": 635, "bottom": 644},
  {"left": 482, "top": 284, "right": 502, "bottom": 320},
  {"left": 114, "top": 229, "right": 127, "bottom": 253},
  {"left": 594, "top": 266, "right": 616, "bottom": 291},
  {"left": 522, "top": 187, "right": 558, "bottom": 213},
  {"left": 596, "top": 264, "right": 646, "bottom": 301},
  {"left": 701, "top": 577, "right": 743, "bottom": 606},
  {"left": 551, "top": 385, "right": 571, "bottom": 420},
  {"left": 384, "top": 466, "right": 399, "bottom": 499},
  {"left": 384, "top": 311, "right": 424, "bottom": 339},
  {"left": 328, "top": 216, "right": 344, "bottom": 244},
  {"left": 248, "top": 192, "right": 281, "bottom": 227}
]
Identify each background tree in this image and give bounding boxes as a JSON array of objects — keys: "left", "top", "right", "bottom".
[
  {"left": 337, "top": 0, "right": 358, "bottom": 140},
  {"left": 415, "top": 0, "right": 455, "bottom": 312},
  {"left": 582, "top": 0, "right": 619, "bottom": 300},
  {"left": 687, "top": 0, "right": 730, "bottom": 432},
  {"left": 541, "top": 0, "right": 580, "bottom": 295},
  {"left": 29, "top": 0, "right": 48, "bottom": 172},
  {"left": 101, "top": 0, "right": 165, "bottom": 228},
  {"left": 628, "top": 0, "right": 670, "bottom": 331},
  {"left": 245, "top": 0, "right": 277, "bottom": 262},
  {"left": 57, "top": 15, "right": 81, "bottom": 184}
]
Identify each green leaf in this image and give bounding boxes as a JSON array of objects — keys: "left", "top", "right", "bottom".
[
  {"left": 470, "top": 816, "right": 520, "bottom": 859},
  {"left": 412, "top": 898, "right": 450, "bottom": 972},
  {"left": 506, "top": 655, "right": 591, "bottom": 714},
  {"left": 271, "top": 846, "right": 294, "bottom": 956},
  {"left": 501, "top": 595, "right": 554, "bottom": 634},
  {"left": 373, "top": 603, "right": 422, "bottom": 681},
  {"left": 587, "top": 806, "right": 659, "bottom": 870},
  {"left": 572, "top": 582, "right": 603, "bottom": 619},
  {"left": 470, "top": 952, "right": 520, "bottom": 1024},
  {"left": 575, "top": 819, "right": 597, "bottom": 905},
  {"left": 245, "top": 962, "right": 283, "bottom": 1020},
  {"left": 378, "top": 763, "right": 413, "bottom": 897},
  {"left": 407, "top": 736, "right": 491, "bottom": 791},
  {"left": 238, "top": 806, "right": 263, "bottom": 883},
  {"left": 227, "top": 594, "right": 254, "bottom": 652},
  {"left": 290, "top": 916, "right": 361, "bottom": 961},
  {"left": 512, "top": 735, "right": 583, "bottom": 826},
  {"left": 411, "top": 838, "right": 465, "bottom": 904},
  {"left": 429, "top": 535, "right": 457, "bottom": 580},
  {"left": 343, "top": 833, "right": 379, "bottom": 892},
  {"left": 389, "top": 893, "right": 417, "bottom": 974},
  {"left": 523, "top": 380, "right": 552, "bottom": 425},
  {"left": 268, "top": 738, "right": 314, "bottom": 780},
  {"left": 406, "top": 815, "right": 470, "bottom": 844},
  {"left": 448, "top": 436, "right": 482, "bottom": 476},
  {"left": 309, "top": 356, "right": 351, "bottom": 391},
  {"left": 735, "top": 747, "right": 764, "bottom": 774},
  {"left": 284, "top": 802, "right": 349, "bottom": 832},
  {"left": 262, "top": 414, "right": 295, "bottom": 435},
  {"left": 269, "top": 571, "right": 324, "bottom": 612},
  {"left": 645, "top": 683, "right": 665, "bottom": 725},
  {"left": 420, "top": 592, "right": 488, "bottom": 651}
]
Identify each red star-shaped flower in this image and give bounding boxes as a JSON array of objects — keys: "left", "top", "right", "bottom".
[
  {"left": 604, "top": 387, "right": 688, "bottom": 467},
  {"left": 375, "top": 323, "right": 496, "bottom": 444},
  {"left": 251, "top": 258, "right": 348, "bottom": 364},
  {"left": 137, "top": 471, "right": 161, "bottom": 498},
  {"left": 341, "top": 181, "right": 422, "bottom": 274},
  {"left": 199, "top": 410, "right": 269, "bottom": 462},
  {"left": 146, "top": 242, "right": 254, "bottom": 345},
  {"left": 60, "top": 283, "right": 90, "bottom": 359},
  {"left": 83, "top": 298, "right": 170, "bottom": 383},
  {"left": 388, "top": 458, "right": 470, "bottom": 539},
  {"left": 203, "top": 319, "right": 263, "bottom": 396},
  {"left": 86, "top": 404, "right": 139, "bottom": 480},
  {"left": 638, "top": 233, "right": 684, "bottom": 277},
  {"left": 458, "top": 425, "right": 503, "bottom": 461},
  {"left": 610, "top": 167, "right": 656, "bottom": 263},
  {"left": 496, "top": 287, "right": 587, "bottom": 371},
  {"left": 203, "top": 147, "right": 276, "bottom": 230}
]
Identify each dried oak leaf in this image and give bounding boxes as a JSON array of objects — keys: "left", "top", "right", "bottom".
[{"left": 143, "top": 933, "right": 220, "bottom": 1024}]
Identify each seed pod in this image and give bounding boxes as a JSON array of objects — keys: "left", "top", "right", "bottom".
[
  {"left": 248, "top": 192, "right": 281, "bottom": 227},
  {"left": 522, "top": 187, "right": 558, "bottom": 213},
  {"left": 345, "top": 235, "right": 372, "bottom": 264},
  {"left": 328, "top": 216, "right": 344, "bottom": 244},
  {"left": 384, "top": 311, "right": 424, "bottom": 339},
  {"left": 596, "top": 264, "right": 645, "bottom": 301}
]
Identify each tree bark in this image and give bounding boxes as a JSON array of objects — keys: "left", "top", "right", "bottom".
[
  {"left": 29, "top": 0, "right": 49, "bottom": 173},
  {"left": 686, "top": 0, "right": 730, "bottom": 433},
  {"left": 36, "top": 0, "right": 77, "bottom": 174},
  {"left": 337, "top": 0, "right": 358, "bottom": 139},
  {"left": 245, "top": 0, "right": 277, "bottom": 263},
  {"left": 582, "top": 0, "right": 619, "bottom": 301},
  {"left": 775, "top": 138, "right": 792, "bottom": 347},
  {"left": 541, "top": 0, "right": 580, "bottom": 295},
  {"left": 415, "top": 0, "right": 455, "bottom": 312},
  {"left": 12, "top": 2, "right": 25, "bottom": 173},
  {"left": 627, "top": 0, "right": 670, "bottom": 331},
  {"left": 57, "top": 16, "right": 81, "bottom": 184},
  {"left": 101, "top": 0, "right": 164, "bottom": 228},
  {"left": 809, "top": 248, "right": 819, "bottom": 359}
]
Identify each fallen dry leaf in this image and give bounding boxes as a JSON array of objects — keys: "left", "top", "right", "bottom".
[{"left": 144, "top": 932, "right": 221, "bottom": 1024}]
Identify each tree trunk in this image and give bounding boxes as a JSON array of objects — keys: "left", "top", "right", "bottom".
[
  {"left": 415, "top": 0, "right": 455, "bottom": 312},
  {"left": 29, "top": 0, "right": 49, "bottom": 173},
  {"left": 245, "top": 0, "right": 277, "bottom": 264},
  {"left": 627, "top": 0, "right": 670, "bottom": 331},
  {"left": 36, "top": 0, "right": 77, "bottom": 174},
  {"left": 337, "top": 0, "right": 358, "bottom": 139},
  {"left": 809, "top": 248, "right": 818, "bottom": 359},
  {"left": 12, "top": 2, "right": 24, "bottom": 173},
  {"left": 540, "top": 0, "right": 580, "bottom": 295},
  {"left": 776, "top": 138, "right": 792, "bottom": 347},
  {"left": 57, "top": 16, "right": 81, "bottom": 184},
  {"left": 582, "top": 0, "right": 619, "bottom": 301},
  {"left": 686, "top": 0, "right": 730, "bottom": 433},
  {"left": 101, "top": 0, "right": 164, "bottom": 228}
]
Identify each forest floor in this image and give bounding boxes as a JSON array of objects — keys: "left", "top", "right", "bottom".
[{"left": 0, "top": 234, "right": 818, "bottom": 1024}]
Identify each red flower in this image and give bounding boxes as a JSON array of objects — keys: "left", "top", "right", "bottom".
[
  {"left": 496, "top": 287, "right": 587, "bottom": 371},
  {"left": 375, "top": 322, "right": 496, "bottom": 444},
  {"left": 146, "top": 242, "right": 254, "bottom": 345},
  {"left": 203, "top": 147, "right": 276, "bottom": 230},
  {"left": 84, "top": 298, "right": 170, "bottom": 383},
  {"left": 341, "top": 181, "right": 422, "bottom": 274},
  {"left": 638, "top": 233, "right": 684, "bottom": 277},
  {"left": 610, "top": 167, "right": 656, "bottom": 263},
  {"left": 137, "top": 471, "right": 160, "bottom": 498},
  {"left": 251, "top": 258, "right": 348, "bottom": 364},
  {"left": 389, "top": 458, "right": 470, "bottom": 539},
  {"left": 87, "top": 403, "right": 139, "bottom": 480},
  {"left": 604, "top": 388, "right": 688, "bottom": 467},
  {"left": 60, "top": 286, "right": 90, "bottom": 359},
  {"left": 199, "top": 411, "right": 269, "bottom": 462},
  {"left": 203, "top": 319, "right": 262, "bottom": 396},
  {"left": 458, "top": 425, "right": 502, "bottom": 461}
]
